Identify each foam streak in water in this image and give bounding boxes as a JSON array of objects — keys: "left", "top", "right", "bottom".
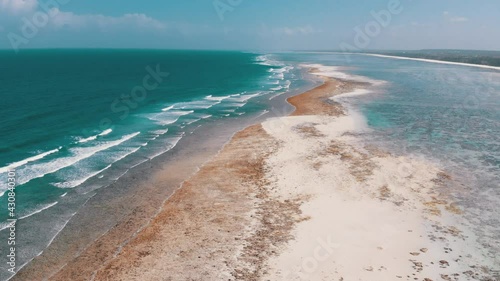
[
  {"left": 18, "top": 202, "right": 59, "bottom": 220},
  {"left": 147, "top": 111, "right": 193, "bottom": 125},
  {"left": 52, "top": 164, "right": 113, "bottom": 189},
  {"left": 0, "top": 148, "right": 61, "bottom": 174},
  {"left": 14, "top": 132, "right": 140, "bottom": 186},
  {"left": 77, "top": 129, "right": 113, "bottom": 144}
]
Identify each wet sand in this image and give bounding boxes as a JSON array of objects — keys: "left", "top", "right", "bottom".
[{"left": 10, "top": 114, "right": 283, "bottom": 281}]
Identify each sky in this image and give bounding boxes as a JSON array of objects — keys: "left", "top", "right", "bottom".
[{"left": 0, "top": 0, "right": 499, "bottom": 51}]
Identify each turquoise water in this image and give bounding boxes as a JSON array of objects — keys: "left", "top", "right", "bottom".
[
  {"left": 278, "top": 52, "right": 500, "bottom": 256},
  {"left": 0, "top": 50, "right": 302, "bottom": 277},
  {"left": 0, "top": 50, "right": 295, "bottom": 207},
  {"left": 278, "top": 52, "right": 499, "bottom": 188}
]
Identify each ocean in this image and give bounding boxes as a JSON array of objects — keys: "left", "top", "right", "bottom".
[
  {"left": 0, "top": 50, "right": 499, "bottom": 279},
  {"left": 0, "top": 50, "right": 306, "bottom": 279}
]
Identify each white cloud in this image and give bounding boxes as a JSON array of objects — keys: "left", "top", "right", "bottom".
[
  {"left": 0, "top": 0, "right": 37, "bottom": 14},
  {"left": 411, "top": 22, "right": 432, "bottom": 27},
  {"left": 450, "top": 16, "right": 468, "bottom": 23},
  {"left": 274, "top": 25, "right": 321, "bottom": 36},
  {"left": 0, "top": 1, "right": 166, "bottom": 32},
  {"left": 443, "top": 11, "right": 469, "bottom": 23},
  {"left": 49, "top": 9, "right": 167, "bottom": 31}
]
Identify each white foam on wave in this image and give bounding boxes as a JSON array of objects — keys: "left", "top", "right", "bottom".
[
  {"left": 18, "top": 201, "right": 59, "bottom": 220},
  {"left": 77, "top": 129, "right": 113, "bottom": 144},
  {"left": 131, "top": 159, "right": 149, "bottom": 170},
  {"left": 273, "top": 73, "right": 285, "bottom": 80},
  {"left": 147, "top": 129, "right": 169, "bottom": 142},
  {"left": 205, "top": 95, "right": 230, "bottom": 101},
  {"left": 185, "top": 114, "right": 212, "bottom": 125},
  {"left": 222, "top": 102, "right": 247, "bottom": 109},
  {"left": 226, "top": 93, "right": 260, "bottom": 103},
  {"left": 272, "top": 80, "right": 292, "bottom": 93},
  {"left": 255, "top": 55, "right": 285, "bottom": 67},
  {"left": 0, "top": 221, "right": 15, "bottom": 232},
  {"left": 12, "top": 132, "right": 140, "bottom": 187},
  {"left": 161, "top": 105, "right": 174, "bottom": 112},
  {"left": 52, "top": 164, "right": 112, "bottom": 189},
  {"left": 149, "top": 133, "right": 185, "bottom": 160},
  {"left": 111, "top": 170, "right": 130, "bottom": 183},
  {"left": 269, "top": 66, "right": 294, "bottom": 81},
  {"left": 255, "top": 55, "right": 273, "bottom": 66},
  {"left": 0, "top": 201, "right": 60, "bottom": 230},
  {"left": 152, "top": 129, "right": 169, "bottom": 135},
  {"left": 269, "top": 67, "right": 287, "bottom": 74},
  {"left": 185, "top": 118, "right": 201, "bottom": 125},
  {"left": 77, "top": 135, "right": 97, "bottom": 144},
  {"left": 147, "top": 110, "right": 194, "bottom": 125},
  {"left": 176, "top": 99, "right": 221, "bottom": 110},
  {"left": 161, "top": 95, "right": 230, "bottom": 114},
  {"left": 99, "top": 129, "right": 113, "bottom": 136},
  {"left": 0, "top": 147, "right": 61, "bottom": 174},
  {"left": 254, "top": 110, "right": 270, "bottom": 119},
  {"left": 269, "top": 92, "right": 284, "bottom": 100},
  {"left": 52, "top": 143, "right": 144, "bottom": 189}
]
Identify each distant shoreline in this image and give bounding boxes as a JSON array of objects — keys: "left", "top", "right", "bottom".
[
  {"left": 293, "top": 50, "right": 500, "bottom": 70},
  {"left": 362, "top": 53, "right": 500, "bottom": 70}
]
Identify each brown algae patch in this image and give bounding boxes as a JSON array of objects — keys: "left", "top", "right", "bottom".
[
  {"left": 320, "top": 140, "right": 378, "bottom": 182},
  {"left": 293, "top": 123, "right": 326, "bottom": 138}
]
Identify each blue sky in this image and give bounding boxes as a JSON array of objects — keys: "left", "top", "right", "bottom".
[{"left": 0, "top": 0, "right": 499, "bottom": 51}]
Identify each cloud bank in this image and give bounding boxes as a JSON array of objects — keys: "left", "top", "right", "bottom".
[
  {"left": 50, "top": 9, "right": 167, "bottom": 31},
  {"left": 0, "top": 0, "right": 38, "bottom": 14}
]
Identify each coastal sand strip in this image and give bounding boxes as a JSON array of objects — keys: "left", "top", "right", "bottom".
[
  {"left": 262, "top": 77, "right": 498, "bottom": 280},
  {"left": 88, "top": 78, "right": 345, "bottom": 281},
  {"left": 89, "top": 123, "right": 308, "bottom": 281},
  {"left": 18, "top": 74, "right": 498, "bottom": 280}
]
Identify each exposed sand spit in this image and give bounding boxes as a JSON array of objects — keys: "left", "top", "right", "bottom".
[{"left": 26, "top": 72, "right": 498, "bottom": 281}]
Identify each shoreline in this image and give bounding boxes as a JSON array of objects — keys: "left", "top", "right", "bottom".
[
  {"left": 297, "top": 51, "right": 500, "bottom": 71},
  {"left": 13, "top": 68, "right": 499, "bottom": 280},
  {"left": 9, "top": 68, "right": 319, "bottom": 281}
]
